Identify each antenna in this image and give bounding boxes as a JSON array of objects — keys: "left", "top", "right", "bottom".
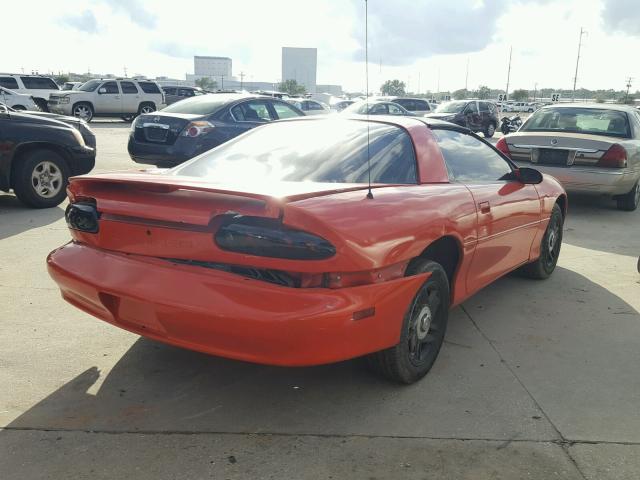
[{"left": 365, "top": 0, "right": 373, "bottom": 200}]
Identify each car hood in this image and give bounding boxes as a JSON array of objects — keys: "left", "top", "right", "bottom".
[
  {"left": 9, "top": 111, "right": 77, "bottom": 129},
  {"left": 22, "top": 110, "right": 82, "bottom": 126}
]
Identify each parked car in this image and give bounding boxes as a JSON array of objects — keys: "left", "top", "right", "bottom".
[
  {"left": 48, "top": 115, "right": 565, "bottom": 384},
  {"left": 375, "top": 97, "right": 434, "bottom": 115},
  {"left": 341, "top": 100, "right": 412, "bottom": 116},
  {"left": 162, "top": 86, "right": 206, "bottom": 105},
  {"left": 330, "top": 100, "right": 355, "bottom": 112},
  {"left": 128, "top": 93, "right": 305, "bottom": 167},
  {"left": 252, "top": 90, "right": 291, "bottom": 100},
  {"left": 47, "top": 78, "right": 165, "bottom": 122},
  {"left": 425, "top": 100, "right": 499, "bottom": 137},
  {"left": 497, "top": 104, "right": 640, "bottom": 210},
  {"left": 288, "top": 99, "right": 330, "bottom": 115},
  {"left": 0, "top": 87, "right": 40, "bottom": 111},
  {"left": 0, "top": 74, "right": 60, "bottom": 112},
  {"left": 0, "top": 102, "right": 96, "bottom": 208},
  {"left": 61, "top": 82, "right": 83, "bottom": 91}
]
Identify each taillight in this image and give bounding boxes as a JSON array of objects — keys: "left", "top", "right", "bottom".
[
  {"left": 65, "top": 201, "right": 100, "bottom": 233},
  {"left": 597, "top": 144, "right": 627, "bottom": 168},
  {"left": 496, "top": 137, "right": 511, "bottom": 158},
  {"left": 181, "top": 121, "right": 215, "bottom": 137},
  {"left": 215, "top": 217, "right": 336, "bottom": 260}
]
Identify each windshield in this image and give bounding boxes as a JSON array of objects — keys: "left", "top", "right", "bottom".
[
  {"left": 161, "top": 95, "right": 232, "bottom": 115},
  {"left": 79, "top": 80, "right": 101, "bottom": 92},
  {"left": 342, "top": 101, "right": 369, "bottom": 114},
  {"left": 521, "top": 107, "right": 631, "bottom": 138},
  {"left": 435, "top": 101, "right": 467, "bottom": 114},
  {"left": 172, "top": 119, "right": 417, "bottom": 184}
]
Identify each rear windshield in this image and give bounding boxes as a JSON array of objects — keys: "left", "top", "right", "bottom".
[
  {"left": 161, "top": 95, "right": 232, "bottom": 115},
  {"left": 521, "top": 107, "right": 631, "bottom": 138},
  {"left": 138, "top": 82, "right": 161, "bottom": 94},
  {"left": 172, "top": 120, "right": 417, "bottom": 184},
  {"left": 436, "top": 101, "right": 467, "bottom": 113}
]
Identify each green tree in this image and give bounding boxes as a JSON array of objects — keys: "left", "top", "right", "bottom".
[
  {"left": 476, "top": 85, "right": 491, "bottom": 99},
  {"left": 380, "top": 79, "right": 406, "bottom": 96},
  {"left": 278, "top": 79, "right": 306, "bottom": 96},
  {"left": 511, "top": 89, "right": 529, "bottom": 101},
  {"left": 452, "top": 88, "right": 468, "bottom": 100},
  {"left": 195, "top": 77, "right": 218, "bottom": 91}
]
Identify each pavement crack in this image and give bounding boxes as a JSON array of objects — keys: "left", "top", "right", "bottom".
[{"left": 461, "top": 304, "right": 589, "bottom": 480}]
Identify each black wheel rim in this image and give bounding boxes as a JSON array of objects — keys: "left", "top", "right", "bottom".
[
  {"left": 543, "top": 214, "right": 562, "bottom": 270},
  {"left": 406, "top": 281, "right": 445, "bottom": 366}
]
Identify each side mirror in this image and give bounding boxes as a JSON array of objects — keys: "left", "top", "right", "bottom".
[
  {"left": 98, "top": 88, "right": 106, "bottom": 94},
  {"left": 516, "top": 167, "right": 543, "bottom": 184}
]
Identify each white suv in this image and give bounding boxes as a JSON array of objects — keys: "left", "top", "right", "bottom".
[
  {"left": 47, "top": 78, "right": 165, "bottom": 122},
  {"left": 0, "top": 74, "right": 60, "bottom": 111}
]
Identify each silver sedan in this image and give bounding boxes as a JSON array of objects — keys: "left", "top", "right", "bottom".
[{"left": 496, "top": 104, "right": 640, "bottom": 210}]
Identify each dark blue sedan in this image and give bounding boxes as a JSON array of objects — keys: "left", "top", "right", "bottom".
[{"left": 128, "top": 93, "right": 305, "bottom": 167}]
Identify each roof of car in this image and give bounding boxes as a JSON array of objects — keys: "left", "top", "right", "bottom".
[{"left": 539, "top": 103, "right": 636, "bottom": 112}]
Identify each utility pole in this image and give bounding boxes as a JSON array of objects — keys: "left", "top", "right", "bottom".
[
  {"left": 625, "top": 77, "right": 633, "bottom": 103},
  {"left": 124, "top": 66, "right": 128, "bottom": 78},
  {"left": 418, "top": 72, "right": 421, "bottom": 95},
  {"left": 572, "top": 27, "right": 586, "bottom": 100},
  {"left": 436, "top": 68, "right": 440, "bottom": 98},
  {"left": 505, "top": 46, "right": 512, "bottom": 102},
  {"left": 239, "top": 72, "right": 245, "bottom": 90},
  {"left": 220, "top": 75, "right": 225, "bottom": 90},
  {"left": 464, "top": 57, "right": 469, "bottom": 93},
  {"left": 533, "top": 82, "right": 537, "bottom": 102}
]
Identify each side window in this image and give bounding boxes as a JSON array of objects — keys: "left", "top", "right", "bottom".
[
  {"left": 0, "top": 77, "right": 19, "bottom": 89},
  {"left": 272, "top": 101, "right": 302, "bottom": 119},
  {"left": 415, "top": 100, "right": 429, "bottom": 111},
  {"left": 370, "top": 103, "right": 388, "bottom": 114},
  {"left": 163, "top": 87, "right": 176, "bottom": 95},
  {"left": 20, "top": 77, "right": 58, "bottom": 89},
  {"left": 465, "top": 102, "right": 478, "bottom": 114},
  {"left": 308, "top": 101, "right": 324, "bottom": 111},
  {"left": 101, "top": 81, "right": 119, "bottom": 94},
  {"left": 388, "top": 104, "right": 405, "bottom": 115},
  {"left": 433, "top": 129, "right": 513, "bottom": 183},
  {"left": 120, "top": 81, "right": 138, "bottom": 94},
  {"left": 231, "top": 101, "right": 273, "bottom": 122},
  {"left": 478, "top": 102, "right": 489, "bottom": 113},
  {"left": 138, "top": 82, "right": 161, "bottom": 94},
  {"left": 395, "top": 99, "right": 413, "bottom": 110},
  {"left": 178, "top": 88, "right": 194, "bottom": 97}
]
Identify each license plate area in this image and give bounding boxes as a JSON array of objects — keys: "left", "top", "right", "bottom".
[
  {"left": 536, "top": 148, "right": 570, "bottom": 166},
  {"left": 144, "top": 126, "right": 169, "bottom": 143}
]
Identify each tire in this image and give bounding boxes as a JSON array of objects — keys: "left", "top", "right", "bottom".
[
  {"left": 121, "top": 115, "right": 135, "bottom": 122},
  {"left": 72, "top": 102, "right": 93, "bottom": 122},
  {"left": 12, "top": 105, "right": 26, "bottom": 111},
  {"left": 138, "top": 103, "right": 156, "bottom": 115},
  {"left": 501, "top": 123, "right": 510, "bottom": 135},
  {"left": 615, "top": 181, "right": 639, "bottom": 211},
  {"left": 12, "top": 149, "right": 69, "bottom": 208},
  {"left": 519, "top": 204, "right": 563, "bottom": 279},
  {"left": 484, "top": 122, "right": 496, "bottom": 138},
  {"left": 528, "top": 109, "right": 534, "bottom": 113},
  {"left": 367, "top": 260, "right": 449, "bottom": 384}
]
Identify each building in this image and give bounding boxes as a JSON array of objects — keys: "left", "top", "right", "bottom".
[
  {"left": 194, "top": 56, "right": 232, "bottom": 79},
  {"left": 282, "top": 47, "right": 317, "bottom": 93}
]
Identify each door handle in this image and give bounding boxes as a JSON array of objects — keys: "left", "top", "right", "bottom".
[{"left": 479, "top": 201, "right": 491, "bottom": 213}]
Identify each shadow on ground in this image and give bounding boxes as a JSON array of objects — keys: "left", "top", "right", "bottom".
[{"left": 0, "top": 194, "right": 64, "bottom": 240}]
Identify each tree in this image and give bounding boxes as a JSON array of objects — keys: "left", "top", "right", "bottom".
[
  {"left": 511, "top": 89, "right": 529, "bottom": 101},
  {"left": 452, "top": 89, "right": 468, "bottom": 100},
  {"left": 380, "top": 79, "right": 406, "bottom": 96},
  {"left": 476, "top": 85, "right": 491, "bottom": 99},
  {"left": 278, "top": 79, "right": 306, "bottom": 96},
  {"left": 195, "top": 77, "right": 218, "bottom": 91}
]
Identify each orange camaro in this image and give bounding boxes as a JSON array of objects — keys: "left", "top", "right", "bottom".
[{"left": 48, "top": 116, "right": 566, "bottom": 383}]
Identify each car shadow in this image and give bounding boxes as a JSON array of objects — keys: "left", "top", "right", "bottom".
[
  {"left": 0, "top": 193, "right": 65, "bottom": 240},
  {"left": 562, "top": 193, "right": 640, "bottom": 256},
  {"left": 4, "top": 266, "right": 639, "bottom": 442}
]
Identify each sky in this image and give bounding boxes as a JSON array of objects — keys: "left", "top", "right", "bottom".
[{"left": 4, "top": 0, "right": 640, "bottom": 94}]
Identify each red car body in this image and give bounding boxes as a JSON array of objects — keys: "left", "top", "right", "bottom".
[{"left": 48, "top": 116, "right": 566, "bottom": 368}]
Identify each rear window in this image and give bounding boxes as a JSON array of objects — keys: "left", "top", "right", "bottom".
[
  {"left": 20, "top": 77, "right": 59, "bottom": 90},
  {"left": 161, "top": 95, "right": 234, "bottom": 115},
  {"left": 173, "top": 120, "right": 417, "bottom": 184},
  {"left": 138, "top": 82, "right": 161, "bottom": 94},
  {"left": 0, "top": 77, "right": 19, "bottom": 89},
  {"left": 522, "top": 108, "right": 631, "bottom": 138}
]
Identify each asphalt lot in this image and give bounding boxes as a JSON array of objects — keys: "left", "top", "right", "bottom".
[{"left": 1, "top": 120, "right": 639, "bottom": 479}]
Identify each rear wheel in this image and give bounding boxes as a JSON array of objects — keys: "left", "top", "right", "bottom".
[
  {"left": 616, "top": 181, "right": 639, "bottom": 211},
  {"left": 367, "top": 260, "right": 449, "bottom": 384},
  {"left": 138, "top": 103, "right": 156, "bottom": 115},
  {"left": 12, "top": 149, "right": 69, "bottom": 208},
  {"left": 519, "top": 204, "right": 563, "bottom": 279}
]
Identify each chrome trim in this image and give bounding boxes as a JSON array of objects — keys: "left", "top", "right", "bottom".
[
  {"left": 512, "top": 144, "right": 600, "bottom": 153},
  {"left": 141, "top": 123, "right": 170, "bottom": 129}
]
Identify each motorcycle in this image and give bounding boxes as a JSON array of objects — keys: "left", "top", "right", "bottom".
[{"left": 500, "top": 115, "right": 522, "bottom": 135}]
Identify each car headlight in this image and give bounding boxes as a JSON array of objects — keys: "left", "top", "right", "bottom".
[{"left": 59, "top": 96, "right": 70, "bottom": 104}]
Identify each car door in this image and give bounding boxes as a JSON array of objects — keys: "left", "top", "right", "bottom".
[
  {"left": 432, "top": 128, "right": 541, "bottom": 291},
  {"left": 463, "top": 101, "right": 481, "bottom": 131},
  {"left": 94, "top": 81, "right": 122, "bottom": 114},
  {"left": 119, "top": 81, "right": 140, "bottom": 114}
]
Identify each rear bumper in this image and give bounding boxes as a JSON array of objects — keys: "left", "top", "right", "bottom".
[
  {"left": 68, "top": 146, "right": 96, "bottom": 176},
  {"left": 47, "top": 243, "right": 426, "bottom": 366},
  {"left": 127, "top": 134, "right": 200, "bottom": 167},
  {"left": 514, "top": 162, "right": 640, "bottom": 196}
]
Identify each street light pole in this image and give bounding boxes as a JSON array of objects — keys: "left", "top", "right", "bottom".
[
  {"left": 533, "top": 82, "right": 537, "bottom": 102},
  {"left": 505, "top": 46, "right": 512, "bottom": 101},
  {"left": 572, "top": 27, "right": 586, "bottom": 101},
  {"left": 625, "top": 77, "right": 633, "bottom": 103}
]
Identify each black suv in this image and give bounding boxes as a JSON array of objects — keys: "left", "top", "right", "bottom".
[
  {"left": 161, "top": 86, "right": 206, "bottom": 105},
  {"left": 425, "top": 100, "right": 499, "bottom": 137},
  {"left": 0, "top": 103, "right": 96, "bottom": 208},
  {"left": 128, "top": 93, "right": 304, "bottom": 167}
]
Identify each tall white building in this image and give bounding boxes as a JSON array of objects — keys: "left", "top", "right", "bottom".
[
  {"left": 194, "top": 56, "right": 232, "bottom": 79},
  {"left": 282, "top": 47, "right": 317, "bottom": 93}
]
